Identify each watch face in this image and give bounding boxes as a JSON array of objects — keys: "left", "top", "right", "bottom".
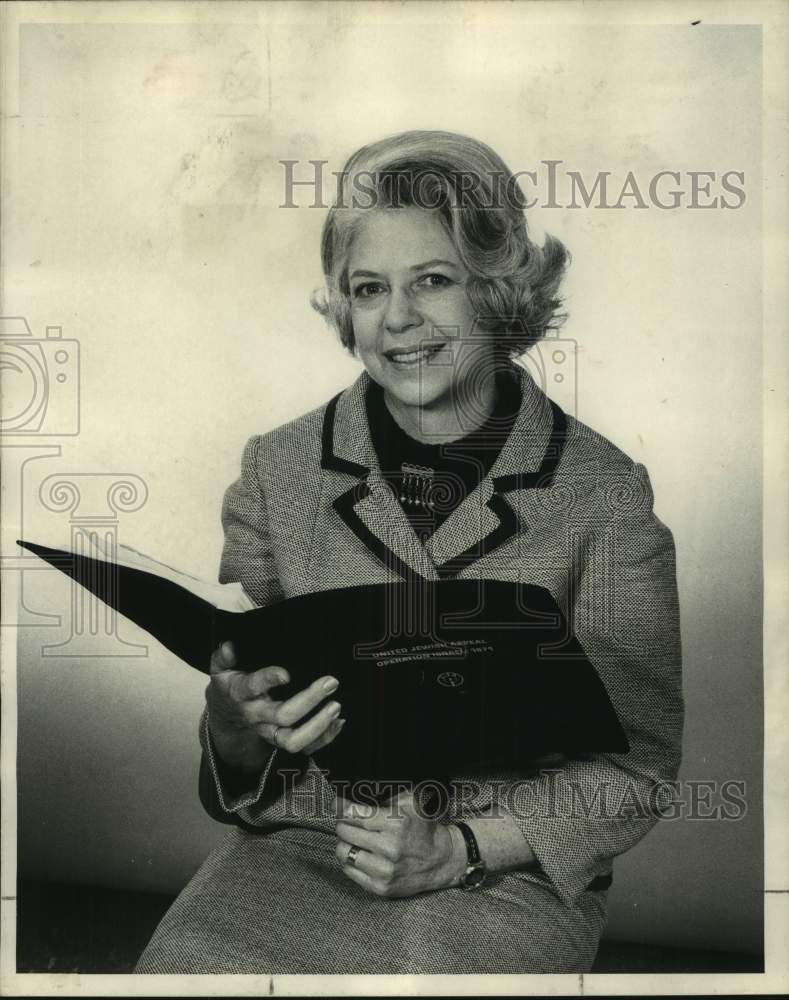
[{"left": 462, "top": 865, "right": 486, "bottom": 890}]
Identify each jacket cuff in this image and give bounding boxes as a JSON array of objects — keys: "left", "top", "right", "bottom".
[
  {"left": 510, "top": 768, "right": 635, "bottom": 908},
  {"left": 450, "top": 769, "right": 620, "bottom": 908},
  {"left": 199, "top": 708, "right": 278, "bottom": 814},
  {"left": 516, "top": 809, "right": 609, "bottom": 908}
]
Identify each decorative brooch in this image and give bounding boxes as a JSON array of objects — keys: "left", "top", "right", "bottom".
[{"left": 400, "top": 462, "right": 435, "bottom": 509}]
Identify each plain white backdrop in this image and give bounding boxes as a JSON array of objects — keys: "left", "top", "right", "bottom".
[{"left": 2, "top": 1, "right": 770, "bottom": 964}]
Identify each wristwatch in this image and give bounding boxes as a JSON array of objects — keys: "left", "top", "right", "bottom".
[{"left": 454, "top": 821, "right": 487, "bottom": 891}]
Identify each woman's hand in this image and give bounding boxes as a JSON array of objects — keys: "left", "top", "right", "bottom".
[
  {"left": 206, "top": 640, "right": 345, "bottom": 772},
  {"left": 334, "top": 790, "right": 466, "bottom": 898}
]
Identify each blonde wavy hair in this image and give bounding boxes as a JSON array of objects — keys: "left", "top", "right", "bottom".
[{"left": 311, "top": 130, "right": 568, "bottom": 357}]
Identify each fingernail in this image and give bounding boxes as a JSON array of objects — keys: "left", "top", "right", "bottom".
[
  {"left": 337, "top": 717, "right": 346, "bottom": 727},
  {"left": 322, "top": 677, "right": 339, "bottom": 693},
  {"left": 346, "top": 803, "right": 373, "bottom": 818},
  {"left": 327, "top": 701, "right": 341, "bottom": 716}
]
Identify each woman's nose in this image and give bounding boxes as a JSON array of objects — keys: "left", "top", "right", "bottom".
[{"left": 383, "top": 287, "right": 423, "bottom": 334}]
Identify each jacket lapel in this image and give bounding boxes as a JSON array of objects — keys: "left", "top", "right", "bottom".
[
  {"left": 321, "top": 375, "right": 439, "bottom": 581},
  {"left": 321, "top": 364, "right": 568, "bottom": 582},
  {"left": 425, "top": 365, "right": 566, "bottom": 575}
]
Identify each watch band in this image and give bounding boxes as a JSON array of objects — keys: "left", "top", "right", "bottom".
[{"left": 455, "top": 821, "right": 482, "bottom": 867}]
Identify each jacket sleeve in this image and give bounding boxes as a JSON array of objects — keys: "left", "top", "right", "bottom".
[
  {"left": 454, "top": 462, "right": 684, "bottom": 907},
  {"left": 198, "top": 706, "right": 337, "bottom": 831},
  {"left": 200, "top": 434, "right": 328, "bottom": 829},
  {"left": 217, "top": 435, "right": 284, "bottom": 605}
]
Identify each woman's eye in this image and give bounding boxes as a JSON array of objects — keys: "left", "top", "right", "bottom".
[
  {"left": 352, "top": 282, "right": 385, "bottom": 299},
  {"left": 418, "top": 273, "right": 453, "bottom": 290}
]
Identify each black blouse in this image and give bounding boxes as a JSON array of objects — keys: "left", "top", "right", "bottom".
[{"left": 365, "top": 365, "right": 523, "bottom": 539}]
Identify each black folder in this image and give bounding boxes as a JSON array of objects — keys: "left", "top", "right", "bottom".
[{"left": 18, "top": 539, "right": 628, "bottom": 791}]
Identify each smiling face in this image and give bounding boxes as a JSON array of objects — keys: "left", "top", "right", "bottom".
[{"left": 346, "top": 207, "right": 496, "bottom": 439}]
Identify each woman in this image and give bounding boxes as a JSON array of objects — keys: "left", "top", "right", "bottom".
[{"left": 136, "top": 131, "right": 683, "bottom": 974}]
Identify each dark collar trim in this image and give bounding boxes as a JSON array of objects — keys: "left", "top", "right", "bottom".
[
  {"left": 322, "top": 390, "right": 568, "bottom": 583},
  {"left": 320, "top": 392, "right": 370, "bottom": 477},
  {"left": 333, "top": 484, "right": 427, "bottom": 583},
  {"left": 493, "top": 400, "right": 568, "bottom": 493},
  {"left": 434, "top": 492, "right": 519, "bottom": 580}
]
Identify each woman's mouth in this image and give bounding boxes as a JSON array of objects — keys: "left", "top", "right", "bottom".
[{"left": 384, "top": 343, "right": 446, "bottom": 368}]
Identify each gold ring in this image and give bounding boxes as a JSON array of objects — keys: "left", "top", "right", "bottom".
[
  {"left": 346, "top": 845, "right": 360, "bottom": 868},
  {"left": 271, "top": 725, "right": 282, "bottom": 747}
]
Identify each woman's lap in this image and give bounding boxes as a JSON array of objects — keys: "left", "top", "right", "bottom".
[{"left": 135, "top": 827, "right": 608, "bottom": 975}]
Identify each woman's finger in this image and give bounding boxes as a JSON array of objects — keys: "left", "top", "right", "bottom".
[
  {"left": 335, "top": 839, "right": 393, "bottom": 879},
  {"left": 209, "top": 641, "right": 237, "bottom": 675},
  {"left": 245, "top": 664, "right": 291, "bottom": 698},
  {"left": 335, "top": 822, "right": 390, "bottom": 857},
  {"left": 272, "top": 675, "right": 340, "bottom": 727},
  {"left": 219, "top": 665, "right": 289, "bottom": 705},
  {"left": 337, "top": 801, "right": 387, "bottom": 831},
  {"left": 261, "top": 698, "right": 341, "bottom": 753},
  {"left": 302, "top": 716, "right": 346, "bottom": 755},
  {"left": 239, "top": 695, "right": 282, "bottom": 727},
  {"left": 210, "top": 644, "right": 292, "bottom": 698}
]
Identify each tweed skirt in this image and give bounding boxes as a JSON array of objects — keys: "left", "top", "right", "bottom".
[{"left": 135, "top": 826, "right": 609, "bottom": 975}]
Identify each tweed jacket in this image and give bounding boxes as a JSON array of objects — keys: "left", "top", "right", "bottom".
[{"left": 200, "top": 363, "right": 684, "bottom": 909}]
